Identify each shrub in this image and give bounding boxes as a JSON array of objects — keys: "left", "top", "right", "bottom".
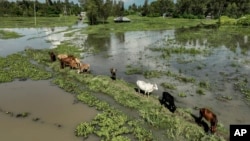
[
  {"left": 219, "top": 16, "right": 237, "bottom": 25},
  {"left": 237, "top": 15, "right": 250, "bottom": 26}
]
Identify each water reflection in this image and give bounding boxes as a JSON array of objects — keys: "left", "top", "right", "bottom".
[
  {"left": 82, "top": 30, "right": 175, "bottom": 82},
  {"left": 0, "top": 22, "right": 88, "bottom": 57},
  {"left": 175, "top": 26, "right": 249, "bottom": 51},
  {"left": 84, "top": 34, "right": 111, "bottom": 52},
  {"left": 1, "top": 26, "right": 250, "bottom": 130}
]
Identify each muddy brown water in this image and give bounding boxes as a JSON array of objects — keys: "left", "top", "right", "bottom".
[
  {"left": 79, "top": 30, "right": 250, "bottom": 132},
  {"left": 0, "top": 80, "right": 99, "bottom": 141},
  {"left": 1, "top": 26, "right": 250, "bottom": 139}
]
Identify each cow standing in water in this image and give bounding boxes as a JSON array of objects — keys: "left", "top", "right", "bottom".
[
  {"left": 110, "top": 68, "right": 117, "bottom": 80},
  {"left": 78, "top": 63, "right": 90, "bottom": 73},
  {"left": 198, "top": 108, "right": 218, "bottom": 134}
]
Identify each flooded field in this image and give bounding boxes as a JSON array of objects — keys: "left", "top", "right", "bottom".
[
  {"left": 0, "top": 80, "right": 98, "bottom": 141},
  {"left": 76, "top": 27, "right": 250, "bottom": 130},
  {"left": 0, "top": 24, "right": 250, "bottom": 140},
  {"left": 0, "top": 21, "right": 86, "bottom": 57}
]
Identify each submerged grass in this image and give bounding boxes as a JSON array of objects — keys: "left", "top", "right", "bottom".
[
  {"left": 0, "top": 53, "right": 52, "bottom": 83},
  {"left": 234, "top": 78, "right": 250, "bottom": 102},
  {"left": 0, "top": 42, "right": 228, "bottom": 140},
  {"left": 0, "top": 30, "right": 23, "bottom": 39},
  {"left": 161, "top": 82, "right": 177, "bottom": 90}
]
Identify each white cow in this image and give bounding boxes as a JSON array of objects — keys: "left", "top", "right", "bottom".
[{"left": 136, "top": 80, "right": 158, "bottom": 97}]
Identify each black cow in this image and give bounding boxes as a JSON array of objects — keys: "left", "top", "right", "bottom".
[
  {"left": 160, "top": 91, "right": 176, "bottom": 113},
  {"left": 49, "top": 51, "right": 56, "bottom": 62},
  {"left": 110, "top": 68, "right": 117, "bottom": 80}
]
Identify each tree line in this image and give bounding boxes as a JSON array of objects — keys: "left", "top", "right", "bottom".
[
  {"left": 79, "top": 0, "right": 250, "bottom": 24},
  {"left": 0, "top": 0, "right": 81, "bottom": 17},
  {"left": 1, "top": 0, "right": 250, "bottom": 24},
  {"left": 129, "top": 0, "right": 250, "bottom": 19}
]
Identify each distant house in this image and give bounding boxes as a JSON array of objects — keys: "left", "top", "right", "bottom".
[{"left": 114, "top": 17, "right": 131, "bottom": 23}]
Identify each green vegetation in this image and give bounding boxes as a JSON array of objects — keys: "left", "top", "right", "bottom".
[
  {"left": 150, "top": 45, "right": 209, "bottom": 59},
  {"left": 237, "top": 15, "right": 250, "bottom": 26},
  {"left": 0, "top": 43, "right": 228, "bottom": 140},
  {"left": 0, "top": 30, "right": 23, "bottom": 39},
  {"left": 161, "top": 82, "right": 177, "bottom": 90},
  {"left": 219, "top": 15, "right": 250, "bottom": 26},
  {"left": 219, "top": 16, "right": 237, "bottom": 25},
  {"left": 178, "top": 92, "right": 187, "bottom": 97},
  {"left": 199, "top": 81, "right": 210, "bottom": 89},
  {"left": 234, "top": 78, "right": 250, "bottom": 102},
  {"left": 0, "top": 1, "right": 80, "bottom": 17},
  {"left": 0, "top": 16, "right": 79, "bottom": 28},
  {"left": 82, "top": 16, "right": 217, "bottom": 34},
  {"left": 196, "top": 88, "right": 205, "bottom": 95},
  {"left": 125, "top": 65, "right": 143, "bottom": 75},
  {"left": 144, "top": 70, "right": 163, "bottom": 78},
  {"left": 0, "top": 53, "right": 52, "bottom": 83},
  {"left": 171, "top": 23, "right": 250, "bottom": 54}
]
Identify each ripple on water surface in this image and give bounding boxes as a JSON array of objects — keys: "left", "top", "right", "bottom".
[{"left": 0, "top": 80, "right": 99, "bottom": 141}]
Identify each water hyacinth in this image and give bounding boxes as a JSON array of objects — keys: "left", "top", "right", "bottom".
[
  {"left": 0, "top": 53, "right": 52, "bottom": 83},
  {"left": 0, "top": 40, "right": 229, "bottom": 141}
]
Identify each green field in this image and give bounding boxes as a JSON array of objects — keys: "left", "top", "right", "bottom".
[
  {"left": 0, "top": 15, "right": 233, "bottom": 141},
  {"left": 0, "top": 16, "right": 79, "bottom": 28}
]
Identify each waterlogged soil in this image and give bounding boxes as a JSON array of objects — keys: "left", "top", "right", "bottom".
[
  {"left": 0, "top": 22, "right": 86, "bottom": 57},
  {"left": 1, "top": 25, "right": 250, "bottom": 140},
  {"left": 77, "top": 29, "right": 250, "bottom": 131},
  {"left": 0, "top": 80, "right": 99, "bottom": 141}
]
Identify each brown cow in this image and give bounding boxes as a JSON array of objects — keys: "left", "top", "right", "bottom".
[
  {"left": 198, "top": 108, "right": 218, "bottom": 134},
  {"left": 58, "top": 54, "right": 81, "bottom": 67},
  {"left": 60, "top": 56, "right": 78, "bottom": 69},
  {"left": 77, "top": 63, "right": 90, "bottom": 73},
  {"left": 57, "top": 54, "right": 68, "bottom": 60}
]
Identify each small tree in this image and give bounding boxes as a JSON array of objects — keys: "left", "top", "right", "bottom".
[{"left": 86, "top": 1, "right": 98, "bottom": 25}]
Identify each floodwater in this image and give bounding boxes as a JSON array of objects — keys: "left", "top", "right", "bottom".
[
  {"left": 1, "top": 24, "right": 250, "bottom": 137},
  {"left": 0, "top": 20, "right": 87, "bottom": 57},
  {"left": 76, "top": 27, "right": 250, "bottom": 130},
  {"left": 0, "top": 80, "right": 99, "bottom": 141}
]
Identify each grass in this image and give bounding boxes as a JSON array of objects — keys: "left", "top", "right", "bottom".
[
  {"left": 82, "top": 15, "right": 218, "bottom": 34},
  {"left": 143, "top": 70, "right": 164, "bottom": 78},
  {"left": 150, "top": 46, "right": 208, "bottom": 57},
  {"left": 0, "top": 15, "right": 216, "bottom": 31},
  {"left": 0, "top": 53, "right": 52, "bottom": 83},
  {"left": 0, "top": 16, "right": 232, "bottom": 140},
  {"left": 0, "top": 16, "right": 79, "bottom": 28},
  {"left": 196, "top": 88, "right": 205, "bottom": 95},
  {"left": 234, "top": 78, "right": 250, "bottom": 102},
  {"left": 0, "top": 44, "right": 228, "bottom": 140},
  {"left": 0, "top": 30, "right": 23, "bottom": 39},
  {"left": 125, "top": 65, "right": 143, "bottom": 75},
  {"left": 161, "top": 82, "right": 177, "bottom": 90},
  {"left": 178, "top": 92, "right": 187, "bottom": 97},
  {"left": 199, "top": 81, "right": 210, "bottom": 89}
]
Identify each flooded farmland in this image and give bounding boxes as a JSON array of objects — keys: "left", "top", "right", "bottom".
[
  {"left": 0, "top": 24, "right": 250, "bottom": 140},
  {"left": 0, "top": 80, "right": 98, "bottom": 141},
  {"left": 75, "top": 26, "right": 250, "bottom": 130}
]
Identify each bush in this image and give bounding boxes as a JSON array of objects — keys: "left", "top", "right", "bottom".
[
  {"left": 237, "top": 15, "right": 250, "bottom": 26},
  {"left": 219, "top": 16, "right": 237, "bottom": 25}
]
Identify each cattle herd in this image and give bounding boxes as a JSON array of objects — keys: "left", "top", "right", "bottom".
[{"left": 49, "top": 51, "right": 218, "bottom": 134}]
